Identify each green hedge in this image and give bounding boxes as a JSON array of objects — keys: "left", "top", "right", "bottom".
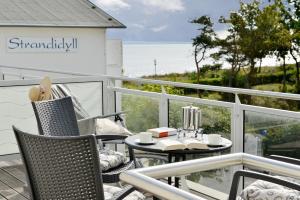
[
  {"left": 255, "top": 71, "right": 294, "bottom": 85},
  {"left": 192, "top": 77, "right": 223, "bottom": 86}
]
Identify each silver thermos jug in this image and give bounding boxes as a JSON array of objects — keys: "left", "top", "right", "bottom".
[{"left": 182, "top": 106, "right": 202, "bottom": 130}]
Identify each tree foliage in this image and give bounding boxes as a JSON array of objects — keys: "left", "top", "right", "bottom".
[
  {"left": 191, "top": 16, "right": 216, "bottom": 94},
  {"left": 191, "top": 0, "right": 300, "bottom": 93}
]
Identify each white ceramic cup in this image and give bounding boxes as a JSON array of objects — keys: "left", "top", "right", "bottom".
[
  {"left": 140, "top": 132, "right": 152, "bottom": 143},
  {"left": 207, "top": 134, "right": 222, "bottom": 145}
]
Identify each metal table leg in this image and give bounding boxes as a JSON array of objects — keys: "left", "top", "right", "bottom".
[
  {"left": 168, "top": 154, "right": 173, "bottom": 185},
  {"left": 174, "top": 155, "right": 180, "bottom": 188}
]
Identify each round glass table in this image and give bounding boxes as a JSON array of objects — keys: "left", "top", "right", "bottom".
[{"left": 125, "top": 133, "right": 232, "bottom": 187}]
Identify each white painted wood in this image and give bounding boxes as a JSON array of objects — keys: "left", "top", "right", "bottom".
[{"left": 0, "top": 27, "right": 107, "bottom": 77}]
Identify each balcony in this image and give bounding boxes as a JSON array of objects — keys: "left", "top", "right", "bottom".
[{"left": 0, "top": 66, "right": 299, "bottom": 199}]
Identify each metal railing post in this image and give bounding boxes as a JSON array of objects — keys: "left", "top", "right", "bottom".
[
  {"left": 0, "top": 69, "right": 4, "bottom": 80},
  {"left": 231, "top": 94, "right": 244, "bottom": 153},
  {"left": 159, "top": 86, "right": 169, "bottom": 127},
  {"left": 102, "top": 77, "right": 116, "bottom": 115}
]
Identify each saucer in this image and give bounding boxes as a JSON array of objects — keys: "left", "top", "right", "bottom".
[
  {"left": 135, "top": 139, "right": 156, "bottom": 145},
  {"left": 208, "top": 143, "right": 223, "bottom": 147}
]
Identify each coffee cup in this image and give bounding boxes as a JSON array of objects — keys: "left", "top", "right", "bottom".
[
  {"left": 140, "top": 132, "right": 152, "bottom": 143},
  {"left": 207, "top": 134, "right": 222, "bottom": 145}
]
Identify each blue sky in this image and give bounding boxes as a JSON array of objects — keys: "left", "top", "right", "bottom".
[{"left": 91, "top": 0, "right": 254, "bottom": 42}]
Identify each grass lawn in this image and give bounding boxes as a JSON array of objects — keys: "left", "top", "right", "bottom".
[{"left": 252, "top": 83, "right": 294, "bottom": 93}]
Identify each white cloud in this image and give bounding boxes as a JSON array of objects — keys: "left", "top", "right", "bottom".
[
  {"left": 151, "top": 25, "right": 168, "bottom": 32},
  {"left": 216, "top": 30, "right": 229, "bottom": 39},
  {"left": 142, "top": 0, "right": 185, "bottom": 12},
  {"left": 131, "top": 23, "right": 145, "bottom": 29},
  {"left": 91, "top": 0, "right": 130, "bottom": 10}
]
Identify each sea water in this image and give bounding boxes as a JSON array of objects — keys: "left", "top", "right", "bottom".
[
  {"left": 123, "top": 42, "right": 286, "bottom": 78},
  {"left": 123, "top": 42, "right": 196, "bottom": 77}
]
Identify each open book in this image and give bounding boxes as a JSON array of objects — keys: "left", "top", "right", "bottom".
[{"left": 157, "top": 139, "right": 208, "bottom": 151}]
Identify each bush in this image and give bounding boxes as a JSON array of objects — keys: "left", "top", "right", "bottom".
[
  {"left": 255, "top": 71, "right": 294, "bottom": 85},
  {"left": 200, "top": 64, "right": 222, "bottom": 73},
  {"left": 197, "top": 78, "right": 223, "bottom": 86}
]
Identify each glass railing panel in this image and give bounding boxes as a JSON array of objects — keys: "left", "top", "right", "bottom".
[
  {"left": 168, "top": 99, "right": 233, "bottom": 195},
  {"left": 244, "top": 110, "right": 300, "bottom": 158},
  {"left": 187, "top": 165, "right": 240, "bottom": 196},
  {"left": 121, "top": 94, "right": 159, "bottom": 133},
  {"left": 0, "top": 81, "right": 103, "bottom": 155},
  {"left": 0, "top": 85, "right": 37, "bottom": 155},
  {"left": 63, "top": 82, "right": 103, "bottom": 117},
  {"left": 168, "top": 100, "right": 231, "bottom": 139}
]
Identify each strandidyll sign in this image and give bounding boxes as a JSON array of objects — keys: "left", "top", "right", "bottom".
[{"left": 7, "top": 37, "right": 78, "bottom": 53}]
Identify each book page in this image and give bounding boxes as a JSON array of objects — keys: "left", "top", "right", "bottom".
[
  {"left": 157, "top": 139, "right": 185, "bottom": 151},
  {"left": 182, "top": 139, "right": 208, "bottom": 149}
]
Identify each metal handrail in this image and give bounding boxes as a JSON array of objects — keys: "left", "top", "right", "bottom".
[
  {"left": 0, "top": 64, "right": 92, "bottom": 76},
  {"left": 107, "top": 75, "right": 300, "bottom": 101},
  {"left": 120, "top": 153, "right": 300, "bottom": 200},
  {"left": 1, "top": 65, "right": 300, "bottom": 100}
]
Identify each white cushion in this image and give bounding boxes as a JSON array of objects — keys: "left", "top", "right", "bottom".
[
  {"left": 104, "top": 184, "right": 145, "bottom": 200},
  {"left": 96, "top": 118, "right": 132, "bottom": 136},
  {"left": 238, "top": 179, "right": 300, "bottom": 200},
  {"left": 99, "top": 149, "right": 127, "bottom": 171}
]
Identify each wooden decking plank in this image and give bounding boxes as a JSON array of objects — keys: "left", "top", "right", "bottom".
[
  {"left": 0, "top": 169, "right": 30, "bottom": 199},
  {"left": 0, "top": 193, "right": 7, "bottom": 200},
  {"left": 1, "top": 165, "right": 27, "bottom": 184},
  {"left": 0, "top": 180, "right": 28, "bottom": 200}
]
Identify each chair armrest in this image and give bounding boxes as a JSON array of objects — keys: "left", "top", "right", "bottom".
[
  {"left": 269, "top": 155, "right": 300, "bottom": 165},
  {"left": 78, "top": 112, "right": 126, "bottom": 122},
  {"left": 112, "top": 185, "right": 136, "bottom": 200},
  {"left": 95, "top": 134, "right": 127, "bottom": 141},
  {"left": 228, "top": 170, "right": 300, "bottom": 199}
]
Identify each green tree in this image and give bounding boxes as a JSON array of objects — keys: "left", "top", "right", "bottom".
[
  {"left": 221, "top": 0, "right": 287, "bottom": 91},
  {"left": 214, "top": 16, "right": 246, "bottom": 88},
  {"left": 191, "top": 16, "right": 216, "bottom": 96},
  {"left": 219, "top": 1, "right": 262, "bottom": 89},
  {"left": 278, "top": 0, "right": 300, "bottom": 93},
  {"left": 257, "top": 3, "right": 292, "bottom": 92}
]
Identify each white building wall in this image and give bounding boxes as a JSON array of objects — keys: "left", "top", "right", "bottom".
[{"left": 0, "top": 27, "right": 107, "bottom": 76}]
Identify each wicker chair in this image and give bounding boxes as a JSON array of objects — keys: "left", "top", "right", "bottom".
[
  {"left": 229, "top": 155, "right": 300, "bottom": 199},
  {"left": 13, "top": 126, "right": 144, "bottom": 200},
  {"left": 31, "top": 96, "right": 135, "bottom": 183}
]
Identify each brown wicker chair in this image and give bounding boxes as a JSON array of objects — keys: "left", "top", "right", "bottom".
[
  {"left": 31, "top": 96, "right": 135, "bottom": 183},
  {"left": 13, "top": 126, "right": 144, "bottom": 200}
]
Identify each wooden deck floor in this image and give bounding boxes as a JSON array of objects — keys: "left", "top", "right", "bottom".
[
  {"left": 0, "top": 158, "right": 209, "bottom": 200},
  {"left": 0, "top": 159, "right": 30, "bottom": 200}
]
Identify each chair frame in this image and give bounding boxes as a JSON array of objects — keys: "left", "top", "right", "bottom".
[
  {"left": 13, "top": 126, "right": 136, "bottom": 200},
  {"left": 229, "top": 170, "right": 300, "bottom": 199},
  {"left": 230, "top": 155, "right": 300, "bottom": 199}
]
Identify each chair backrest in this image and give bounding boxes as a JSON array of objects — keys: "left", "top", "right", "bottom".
[
  {"left": 13, "top": 126, "right": 105, "bottom": 200},
  {"left": 229, "top": 170, "right": 300, "bottom": 199},
  {"left": 32, "top": 96, "right": 80, "bottom": 136}
]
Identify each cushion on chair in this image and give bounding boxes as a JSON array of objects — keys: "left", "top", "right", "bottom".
[
  {"left": 237, "top": 180, "right": 300, "bottom": 200},
  {"left": 103, "top": 184, "right": 145, "bottom": 200},
  {"left": 96, "top": 118, "right": 132, "bottom": 136},
  {"left": 99, "top": 149, "right": 127, "bottom": 171}
]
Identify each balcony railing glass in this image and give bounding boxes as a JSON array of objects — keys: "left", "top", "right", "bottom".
[{"left": 1, "top": 65, "right": 300, "bottom": 198}]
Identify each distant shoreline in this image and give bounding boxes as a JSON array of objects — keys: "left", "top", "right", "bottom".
[{"left": 123, "top": 41, "right": 192, "bottom": 45}]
